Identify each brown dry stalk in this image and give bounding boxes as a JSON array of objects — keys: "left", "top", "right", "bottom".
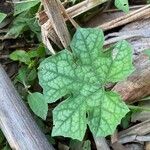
[
  {"left": 57, "top": 0, "right": 79, "bottom": 29},
  {"left": 66, "top": 0, "right": 108, "bottom": 18},
  {"left": 41, "top": 0, "right": 71, "bottom": 48},
  {"left": 99, "top": 5, "right": 150, "bottom": 31},
  {"left": 39, "top": 0, "right": 108, "bottom": 48}
]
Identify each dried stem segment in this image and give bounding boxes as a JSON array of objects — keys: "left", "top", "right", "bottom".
[
  {"left": 66, "top": 0, "right": 108, "bottom": 18},
  {"left": 99, "top": 5, "right": 150, "bottom": 31},
  {"left": 39, "top": 0, "right": 108, "bottom": 48},
  {"left": 119, "top": 119, "right": 150, "bottom": 139},
  {"left": 42, "top": 0, "right": 71, "bottom": 48}
]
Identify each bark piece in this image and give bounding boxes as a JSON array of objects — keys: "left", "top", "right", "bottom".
[{"left": 0, "top": 65, "right": 54, "bottom": 150}]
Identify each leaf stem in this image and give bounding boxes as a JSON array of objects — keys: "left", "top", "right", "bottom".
[{"left": 128, "top": 105, "right": 150, "bottom": 112}]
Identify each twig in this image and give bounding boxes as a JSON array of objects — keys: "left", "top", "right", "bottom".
[
  {"left": 0, "top": 55, "right": 9, "bottom": 59},
  {"left": 0, "top": 29, "right": 8, "bottom": 33},
  {"left": 66, "top": 0, "right": 108, "bottom": 18},
  {"left": 41, "top": 24, "right": 56, "bottom": 54},
  {"left": 119, "top": 135, "right": 150, "bottom": 144},
  {"left": 118, "top": 119, "right": 150, "bottom": 139},
  {"left": 104, "top": 28, "right": 150, "bottom": 45},
  {"left": 99, "top": 5, "right": 150, "bottom": 31},
  {"left": 57, "top": 0, "right": 79, "bottom": 29},
  {"left": 104, "top": 5, "right": 146, "bottom": 13}
]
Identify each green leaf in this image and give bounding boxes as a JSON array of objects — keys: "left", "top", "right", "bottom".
[
  {"left": 27, "top": 50, "right": 39, "bottom": 58},
  {"left": 15, "top": 66, "right": 37, "bottom": 86},
  {"left": 6, "top": 11, "right": 40, "bottom": 39},
  {"left": 36, "top": 44, "right": 46, "bottom": 57},
  {"left": 6, "top": 23, "right": 26, "bottom": 38},
  {"left": 26, "top": 17, "right": 41, "bottom": 40},
  {"left": 9, "top": 50, "right": 31, "bottom": 65},
  {"left": 16, "top": 66, "right": 28, "bottom": 83},
  {"left": 106, "top": 40, "right": 134, "bottom": 82},
  {"left": 0, "top": 12, "right": 7, "bottom": 23},
  {"left": 52, "top": 96, "right": 87, "bottom": 140},
  {"left": 6, "top": 13, "right": 27, "bottom": 38},
  {"left": 38, "top": 28, "right": 134, "bottom": 140},
  {"left": 115, "top": 0, "right": 129, "bottom": 13},
  {"left": 27, "top": 68, "right": 37, "bottom": 82},
  {"left": 27, "top": 44, "right": 46, "bottom": 58},
  {"left": 2, "top": 145, "right": 11, "bottom": 150},
  {"left": 88, "top": 91, "right": 128, "bottom": 137},
  {"left": 14, "top": 0, "right": 40, "bottom": 15},
  {"left": 28, "top": 92, "right": 48, "bottom": 120},
  {"left": 121, "top": 112, "right": 131, "bottom": 129},
  {"left": 0, "top": 130, "right": 4, "bottom": 144},
  {"left": 83, "top": 140, "right": 91, "bottom": 150}
]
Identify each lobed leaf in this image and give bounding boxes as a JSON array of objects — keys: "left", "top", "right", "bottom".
[{"left": 38, "top": 28, "right": 134, "bottom": 140}]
